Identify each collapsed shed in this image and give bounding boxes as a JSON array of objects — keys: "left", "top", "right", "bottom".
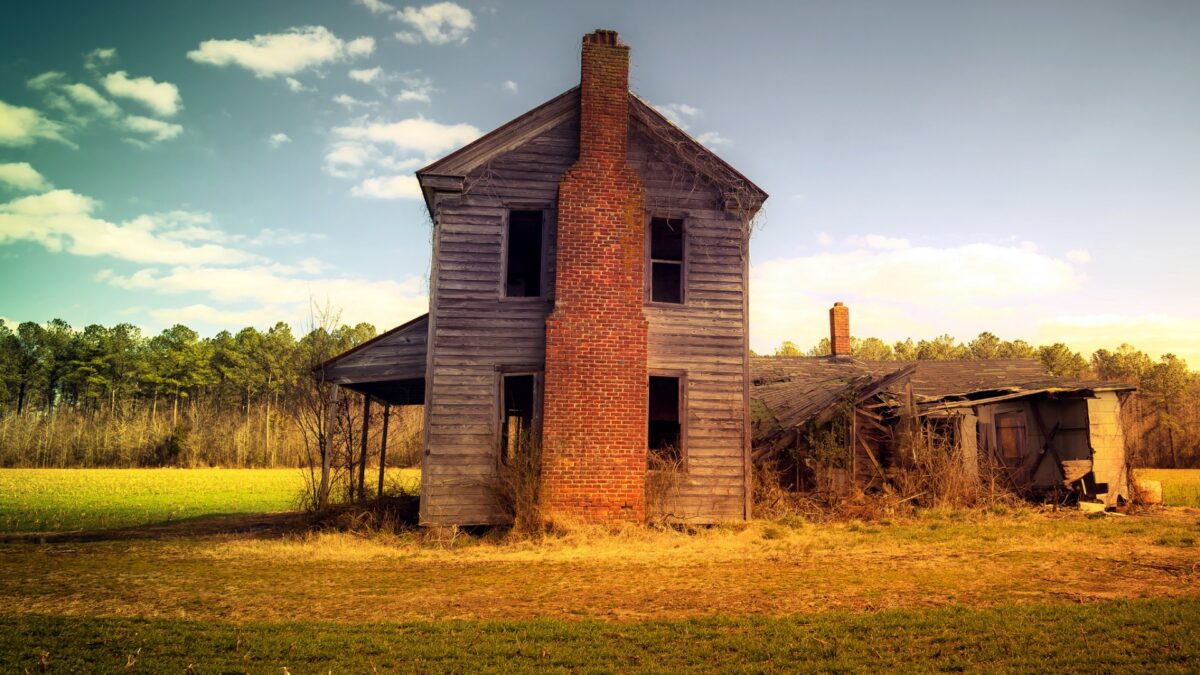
[{"left": 750, "top": 305, "right": 1135, "bottom": 506}]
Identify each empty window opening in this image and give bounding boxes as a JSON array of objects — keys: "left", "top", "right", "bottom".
[
  {"left": 648, "top": 376, "right": 682, "bottom": 467},
  {"left": 650, "top": 217, "right": 684, "bottom": 304},
  {"left": 501, "top": 374, "right": 537, "bottom": 464},
  {"left": 505, "top": 210, "right": 543, "bottom": 297},
  {"left": 995, "top": 411, "right": 1027, "bottom": 463}
]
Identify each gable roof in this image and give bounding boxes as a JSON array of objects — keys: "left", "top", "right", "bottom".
[{"left": 416, "top": 87, "right": 768, "bottom": 214}]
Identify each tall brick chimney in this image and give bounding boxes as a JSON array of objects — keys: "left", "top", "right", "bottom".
[
  {"left": 829, "top": 302, "right": 851, "bottom": 357},
  {"left": 540, "top": 30, "right": 649, "bottom": 522}
]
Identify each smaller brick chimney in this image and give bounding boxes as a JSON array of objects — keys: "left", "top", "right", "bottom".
[{"left": 829, "top": 302, "right": 851, "bottom": 357}]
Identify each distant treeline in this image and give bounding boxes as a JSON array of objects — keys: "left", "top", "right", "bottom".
[
  {"left": 0, "top": 318, "right": 422, "bottom": 469},
  {"left": 768, "top": 333, "right": 1199, "bottom": 468},
  {"left": 1, "top": 319, "right": 1195, "bottom": 469}
]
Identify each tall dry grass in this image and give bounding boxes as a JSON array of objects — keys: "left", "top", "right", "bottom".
[{"left": 0, "top": 403, "right": 424, "bottom": 469}]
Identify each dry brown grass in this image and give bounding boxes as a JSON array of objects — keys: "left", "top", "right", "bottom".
[{"left": 2, "top": 506, "right": 1197, "bottom": 623}]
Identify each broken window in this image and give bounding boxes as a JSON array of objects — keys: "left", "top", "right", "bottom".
[
  {"left": 500, "top": 374, "right": 538, "bottom": 464},
  {"left": 649, "top": 217, "right": 684, "bottom": 304},
  {"left": 648, "top": 375, "right": 682, "bottom": 467},
  {"left": 995, "top": 411, "right": 1027, "bottom": 463},
  {"left": 505, "top": 210, "right": 543, "bottom": 297}
]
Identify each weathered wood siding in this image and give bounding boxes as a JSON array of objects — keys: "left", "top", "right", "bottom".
[
  {"left": 630, "top": 123, "right": 750, "bottom": 523},
  {"left": 1087, "top": 391, "right": 1128, "bottom": 505},
  {"left": 421, "top": 112, "right": 751, "bottom": 525},
  {"left": 420, "top": 117, "right": 577, "bottom": 525}
]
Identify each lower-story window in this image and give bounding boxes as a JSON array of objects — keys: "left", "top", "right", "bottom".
[
  {"left": 501, "top": 373, "right": 539, "bottom": 464},
  {"left": 648, "top": 375, "right": 683, "bottom": 468}
]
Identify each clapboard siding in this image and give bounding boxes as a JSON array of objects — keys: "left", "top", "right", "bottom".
[
  {"left": 420, "top": 116, "right": 579, "bottom": 525},
  {"left": 631, "top": 125, "right": 749, "bottom": 524}
]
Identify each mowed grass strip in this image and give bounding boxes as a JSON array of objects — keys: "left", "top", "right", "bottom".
[
  {"left": 1139, "top": 469, "right": 1200, "bottom": 507},
  {"left": 3, "top": 598, "right": 1198, "bottom": 673},
  {"left": 0, "top": 468, "right": 420, "bottom": 533}
]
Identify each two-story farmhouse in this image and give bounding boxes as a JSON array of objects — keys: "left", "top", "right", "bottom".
[{"left": 319, "top": 30, "right": 768, "bottom": 525}]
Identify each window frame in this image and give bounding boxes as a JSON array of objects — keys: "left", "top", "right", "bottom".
[
  {"left": 645, "top": 215, "right": 688, "bottom": 307},
  {"left": 495, "top": 367, "right": 544, "bottom": 467},
  {"left": 499, "top": 207, "right": 554, "bottom": 301},
  {"left": 647, "top": 369, "right": 688, "bottom": 472}
]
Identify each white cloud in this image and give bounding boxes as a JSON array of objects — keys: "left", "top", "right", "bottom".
[
  {"left": 102, "top": 71, "right": 181, "bottom": 117},
  {"left": 815, "top": 232, "right": 834, "bottom": 246},
  {"left": 187, "top": 26, "right": 374, "bottom": 78},
  {"left": 332, "top": 117, "right": 479, "bottom": 157},
  {"left": 654, "top": 102, "right": 700, "bottom": 129},
  {"left": 502, "top": 80, "right": 518, "bottom": 94},
  {"left": 268, "top": 132, "right": 292, "bottom": 148},
  {"left": 356, "top": 0, "right": 396, "bottom": 14},
  {"left": 28, "top": 72, "right": 122, "bottom": 127},
  {"left": 346, "top": 37, "right": 376, "bottom": 58},
  {"left": 395, "top": 2, "right": 475, "bottom": 45},
  {"left": 0, "top": 163, "right": 52, "bottom": 192},
  {"left": 62, "top": 83, "right": 121, "bottom": 118},
  {"left": 749, "top": 239, "right": 1084, "bottom": 354},
  {"left": 284, "top": 77, "right": 314, "bottom": 93},
  {"left": 123, "top": 115, "right": 183, "bottom": 143},
  {"left": 351, "top": 175, "right": 422, "bottom": 199},
  {"left": 105, "top": 265, "right": 428, "bottom": 334},
  {"left": 0, "top": 190, "right": 255, "bottom": 265},
  {"left": 332, "top": 94, "right": 375, "bottom": 109},
  {"left": 323, "top": 141, "right": 420, "bottom": 178},
  {"left": 696, "top": 131, "right": 731, "bottom": 147},
  {"left": 84, "top": 48, "right": 117, "bottom": 71},
  {"left": 1065, "top": 248, "right": 1091, "bottom": 264},
  {"left": 349, "top": 67, "right": 383, "bottom": 84},
  {"left": 27, "top": 71, "right": 66, "bottom": 91},
  {"left": 395, "top": 78, "right": 433, "bottom": 103},
  {"left": 0, "top": 99, "right": 72, "bottom": 147}
]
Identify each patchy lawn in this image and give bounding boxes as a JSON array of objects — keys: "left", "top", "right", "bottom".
[{"left": 1, "top": 468, "right": 1198, "bottom": 670}]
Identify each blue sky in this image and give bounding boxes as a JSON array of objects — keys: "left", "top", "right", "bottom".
[{"left": 1, "top": 0, "right": 1198, "bottom": 362}]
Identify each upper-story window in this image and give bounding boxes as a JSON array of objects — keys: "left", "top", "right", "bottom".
[
  {"left": 649, "top": 217, "right": 684, "bottom": 304},
  {"left": 505, "top": 210, "right": 543, "bottom": 297}
]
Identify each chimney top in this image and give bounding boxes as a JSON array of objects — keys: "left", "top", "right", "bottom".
[
  {"left": 829, "top": 302, "right": 851, "bottom": 357},
  {"left": 583, "top": 29, "right": 622, "bottom": 46}
]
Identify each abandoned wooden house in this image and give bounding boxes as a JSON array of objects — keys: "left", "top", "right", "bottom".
[
  {"left": 751, "top": 303, "right": 1136, "bottom": 506},
  {"left": 317, "top": 30, "right": 768, "bottom": 525}
]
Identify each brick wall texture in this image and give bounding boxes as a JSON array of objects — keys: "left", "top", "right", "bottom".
[
  {"left": 830, "top": 302, "right": 851, "bottom": 356},
  {"left": 540, "top": 30, "right": 649, "bottom": 522}
]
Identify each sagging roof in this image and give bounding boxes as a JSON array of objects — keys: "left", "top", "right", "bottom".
[
  {"left": 416, "top": 88, "right": 768, "bottom": 215},
  {"left": 749, "top": 355, "right": 1135, "bottom": 441}
]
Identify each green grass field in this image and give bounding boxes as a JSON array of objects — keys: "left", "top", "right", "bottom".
[
  {"left": 0, "top": 467, "right": 420, "bottom": 532},
  {"left": 1139, "top": 468, "right": 1200, "bottom": 507},
  {"left": 1, "top": 467, "right": 1198, "bottom": 670},
  {"left": 3, "top": 599, "right": 1198, "bottom": 673}
]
